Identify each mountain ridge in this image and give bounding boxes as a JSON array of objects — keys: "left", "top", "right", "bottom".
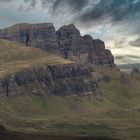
[
  {"left": 0, "top": 23, "right": 116, "bottom": 68},
  {"left": 0, "top": 23, "right": 118, "bottom": 98}
]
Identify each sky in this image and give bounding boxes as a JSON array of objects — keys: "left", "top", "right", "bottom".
[{"left": 0, "top": 0, "right": 140, "bottom": 70}]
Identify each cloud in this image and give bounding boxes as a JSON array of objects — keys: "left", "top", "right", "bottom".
[
  {"left": 0, "top": 0, "right": 15, "bottom": 6},
  {"left": 51, "top": 0, "right": 89, "bottom": 12},
  {"left": 77, "top": 0, "right": 140, "bottom": 24},
  {"left": 21, "top": 0, "right": 90, "bottom": 13},
  {"left": 1, "top": 0, "right": 140, "bottom": 22},
  {"left": 0, "top": 0, "right": 90, "bottom": 13},
  {"left": 2, "top": 0, "right": 140, "bottom": 31},
  {"left": 0, "top": 0, "right": 13, "bottom": 2},
  {"left": 129, "top": 37, "right": 140, "bottom": 47}
]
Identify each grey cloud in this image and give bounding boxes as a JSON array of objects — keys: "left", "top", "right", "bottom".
[
  {"left": 77, "top": 0, "right": 140, "bottom": 24},
  {"left": 1, "top": 0, "right": 140, "bottom": 37},
  {"left": 51, "top": 0, "right": 89, "bottom": 11},
  {"left": 2, "top": 0, "right": 140, "bottom": 20},
  {"left": 22, "top": 0, "right": 90, "bottom": 13},
  {"left": 0, "top": 0, "right": 14, "bottom": 4},
  {"left": 129, "top": 38, "right": 140, "bottom": 47},
  {"left": 0, "top": 0, "right": 13, "bottom": 2},
  {"left": 0, "top": 0, "right": 90, "bottom": 13}
]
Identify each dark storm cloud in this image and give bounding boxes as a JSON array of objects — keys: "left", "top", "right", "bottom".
[
  {"left": 77, "top": 0, "right": 140, "bottom": 24},
  {"left": 129, "top": 38, "right": 140, "bottom": 47},
  {"left": 3, "top": 0, "right": 140, "bottom": 23}
]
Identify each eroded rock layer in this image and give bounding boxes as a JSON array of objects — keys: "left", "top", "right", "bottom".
[{"left": 0, "top": 64, "right": 101, "bottom": 99}]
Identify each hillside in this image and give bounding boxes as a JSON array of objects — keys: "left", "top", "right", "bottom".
[
  {"left": 0, "top": 23, "right": 115, "bottom": 67},
  {"left": 0, "top": 24, "right": 139, "bottom": 140},
  {"left": 0, "top": 39, "right": 71, "bottom": 78},
  {"left": 0, "top": 66, "right": 140, "bottom": 140}
]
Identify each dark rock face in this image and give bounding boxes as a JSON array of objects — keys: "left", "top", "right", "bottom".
[
  {"left": 0, "top": 23, "right": 115, "bottom": 67},
  {"left": 0, "top": 23, "right": 59, "bottom": 53},
  {"left": 0, "top": 64, "right": 102, "bottom": 99},
  {"left": 57, "top": 25, "right": 115, "bottom": 67}
]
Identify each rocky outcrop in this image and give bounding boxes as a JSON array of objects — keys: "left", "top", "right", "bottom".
[
  {"left": 0, "top": 23, "right": 59, "bottom": 53},
  {"left": 0, "top": 23, "right": 115, "bottom": 67},
  {"left": 57, "top": 24, "right": 114, "bottom": 67},
  {"left": 0, "top": 64, "right": 102, "bottom": 99}
]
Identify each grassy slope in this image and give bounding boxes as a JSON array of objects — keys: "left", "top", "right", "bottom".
[
  {"left": 0, "top": 69, "right": 139, "bottom": 139},
  {"left": 0, "top": 39, "right": 71, "bottom": 77},
  {"left": 0, "top": 39, "right": 140, "bottom": 139}
]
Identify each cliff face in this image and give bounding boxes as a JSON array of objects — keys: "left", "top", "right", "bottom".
[
  {"left": 57, "top": 24, "right": 114, "bottom": 66},
  {"left": 0, "top": 23, "right": 59, "bottom": 53},
  {"left": 0, "top": 64, "right": 102, "bottom": 99},
  {"left": 0, "top": 23, "right": 116, "bottom": 98},
  {"left": 0, "top": 23, "right": 115, "bottom": 67}
]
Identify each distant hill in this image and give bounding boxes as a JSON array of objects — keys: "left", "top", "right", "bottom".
[{"left": 118, "top": 63, "right": 140, "bottom": 73}]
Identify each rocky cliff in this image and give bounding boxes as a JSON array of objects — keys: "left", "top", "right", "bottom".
[
  {"left": 0, "top": 23, "right": 117, "bottom": 98},
  {"left": 0, "top": 23, "right": 115, "bottom": 67},
  {"left": 0, "top": 63, "right": 102, "bottom": 99}
]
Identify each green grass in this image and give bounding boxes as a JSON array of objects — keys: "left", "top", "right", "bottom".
[
  {"left": 0, "top": 66, "right": 139, "bottom": 139},
  {"left": 0, "top": 39, "right": 72, "bottom": 77},
  {"left": 0, "top": 86, "right": 140, "bottom": 139}
]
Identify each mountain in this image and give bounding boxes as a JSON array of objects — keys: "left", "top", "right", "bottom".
[
  {"left": 0, "top": 23, "right": 115, "bottom": 67},
  {"left": 0, "top": 23, "right": 118, "bottom": 98},
  {"left": 0, "top": 23, "right": 140, "bottom": 140},
  {"left": 0, "top": 39, "right": 102, "bottom": 98}
]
